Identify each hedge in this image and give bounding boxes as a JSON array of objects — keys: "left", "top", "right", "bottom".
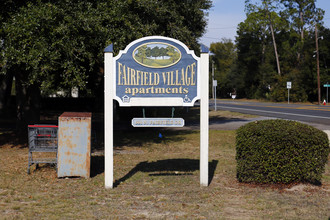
[{"left": 236, "top": 119, "right": 329, "bottom": 184}]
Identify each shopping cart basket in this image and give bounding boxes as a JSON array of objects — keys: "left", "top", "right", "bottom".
[{"left": 27, "top": 125, "right": 58, "bottom": 174}]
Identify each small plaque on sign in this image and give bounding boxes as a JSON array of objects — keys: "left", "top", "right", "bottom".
[{"left": 132, "top": 118, "right": 184, "bottom": 127}]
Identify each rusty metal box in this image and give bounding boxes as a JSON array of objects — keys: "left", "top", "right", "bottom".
[{"left": 58, "top": 112, "right": 92, "bottom": 178}]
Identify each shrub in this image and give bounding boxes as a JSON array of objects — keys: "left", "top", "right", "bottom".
[
  {"left": 236, "top": 119, "right": 329, "bottom": 184},
  {"left": 270, "top": 86, "right": 286, "bottom": 102}
]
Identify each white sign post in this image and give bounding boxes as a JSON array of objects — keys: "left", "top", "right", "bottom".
[
  {"left": 287, "top": 81, "right": 291, "bottom": 104},
  {"left": 104, "top": 36, "right": 209, "bottom": 188},
  {"left": 104, "top": 45, "right": 114, "bottom": 189},
  {"left": 200, "top": 49, "right": 209, "bottom": 186},
  {"left": 213, "top": 80, "right": 217, "bottom": 111}
]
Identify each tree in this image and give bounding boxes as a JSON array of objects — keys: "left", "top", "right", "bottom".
[
  {"left": 146, "top": 47, "right": 152, "bottom": 58},
  {"left": 236, "top": 0, "right": 325, "bottom": 102},
  {"left": 166, "top": 46, "right": 180, "bottom": 63},
  {"left": 0, "top": 0, "right": 29, "bottom": 114},
  {"left": 318, "top": 27, "right": 330, "bottom": 91},
  {"left": 151, "top": 46, "right": 161, "bottom": 59},
  {"left": 245, "top": 0, "right": 286, "bottom": 76},
  {"left": 159, "top": 47, "right": 167, "bottom": 59},
  {"left": 136, "top": 45, "right": 147, "bottom": 63},
  {"left": 235, "top": 10, "right": 274, "bottom": 98},
  {"left": 1, "top": 0, "right": 212, "bottom": 131},
  {"left": 280, "top": 0, "right": 324, "bottom": 62},
  {"left": 2, "top": 1, "right": 109, "bottom": 129},
  {"left": 279, "top": 0, "right": 324, "bottom": 101},
  {"left": 210, "top": 39, "right": 237, "bottom": 98}
]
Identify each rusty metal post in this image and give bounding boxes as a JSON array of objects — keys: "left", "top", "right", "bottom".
[{"left": 58, "top": 112, "right": 92, "bottom": 178}]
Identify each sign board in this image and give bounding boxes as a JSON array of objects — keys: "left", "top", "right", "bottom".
[
  {"left": 324, "top": 84, "right": 330, "bottom": 87},
  {"left": 132, "top": 118, "right": 184, "bottom": 127},
  {"left": 287, "top": 81, "right": 292, "bottom": 89},
  {"left": 104, "top": 36, "right": 209, "bottom": 189},
  {"left": 113, "top": 36, "right": 200, "bottom": 107},
  {"left": 213, "top": 80, "right": 217, "bottom": 87}
]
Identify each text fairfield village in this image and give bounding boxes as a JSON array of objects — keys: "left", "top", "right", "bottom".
[{"left": 117, "top": 62, "right": 197, "bottom": 96}]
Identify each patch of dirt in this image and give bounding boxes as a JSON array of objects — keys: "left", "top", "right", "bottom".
[
  {"left": 284, "top": 184, "right": 324, "bottom": 193},
  {"left": 238, "top": 182, "right": 326, "bottom": 193}
]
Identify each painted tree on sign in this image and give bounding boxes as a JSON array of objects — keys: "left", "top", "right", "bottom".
[
  {"left": 151, "top": 47, "right": 161, "bottom": 59},
  {"left": 166, "top": 46, "right": 180, "bottom": 63},
  {"left": 136, "top": 45, "right": 148, "bottom": 64},
  {"left": 160, "top": 47, "right": 167, "bottom": 59}
]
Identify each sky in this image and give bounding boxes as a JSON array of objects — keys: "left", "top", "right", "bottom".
[{"left": 200, "top": 0, "right": 330, "bottom": 47}]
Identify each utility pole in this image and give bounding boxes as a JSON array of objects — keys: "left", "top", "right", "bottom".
[
  {"left": 315, "top": 24, "right": 321, "bottom": 105},
  {"left": 212, "top": 60, "right": 214, "bottom": 99},
  {"left": 265, "top": 2, "right": 281, "bottom": 76}
]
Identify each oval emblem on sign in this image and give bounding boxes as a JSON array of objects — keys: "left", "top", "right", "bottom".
[{"left": 133, "top": 42, "right": 181, "bottom": 68}]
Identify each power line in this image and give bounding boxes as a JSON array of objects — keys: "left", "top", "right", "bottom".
[
  {"left": 201, "top": 36, "right": 221, "bottom": 40},
  {"left": 207, "top": 26, "right": 237, "bottom": 30}
]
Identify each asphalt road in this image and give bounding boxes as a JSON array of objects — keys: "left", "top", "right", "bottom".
[{"left": 210, "top": 99, "right": 330, "bottom": 130}]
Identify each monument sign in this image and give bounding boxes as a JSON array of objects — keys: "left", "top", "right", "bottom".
[{"left": 104, "top": 36, "right": 209, "bottom": 188}]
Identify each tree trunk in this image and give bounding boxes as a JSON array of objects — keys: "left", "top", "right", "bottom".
[
  {"left": 269, "top": 21, "right": 281, "bottom": 75},
  {"left": 15, "top": 70, "right": 41, "bottom": 134},
  {"left": 300, "top": 10, "right": 304, "bottom": 42},
  {"left": 297, "top": 9, "right": 304, "bottom": 62},
  {"left": 0, "top": 72, "right": 13, "bottom": 115}
]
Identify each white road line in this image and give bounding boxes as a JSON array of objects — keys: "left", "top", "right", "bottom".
[{"left": 219, "top": 106, "right": 330, "bottom": 120}]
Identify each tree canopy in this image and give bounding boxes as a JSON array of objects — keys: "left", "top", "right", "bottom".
[
  {"left": 0, "top": 0, "right": 212, "bottom": 129},
  {"left": 1, "top": 0, "right": 212, "bottom": 91},
  {"left": 211, "top": 0, "right": 329, "bottom": 102}
]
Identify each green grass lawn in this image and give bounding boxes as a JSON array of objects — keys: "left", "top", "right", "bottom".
[{"left": 0, "top": 124, "right": 329, "bottom": 219}]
